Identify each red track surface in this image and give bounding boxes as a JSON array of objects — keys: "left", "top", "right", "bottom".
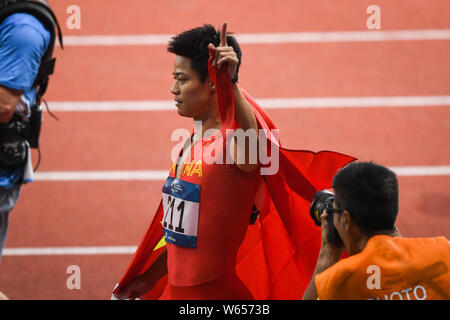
[{"left": 0, "top": 0, "right": 449, "bottom": 299}]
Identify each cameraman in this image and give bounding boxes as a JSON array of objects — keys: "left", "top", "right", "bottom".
[
  {"left": 303, "top": 161, "right": 449, "bottom": 300},
  {"left": 0, "top": 0, "right": 51, "bottom": 261}
]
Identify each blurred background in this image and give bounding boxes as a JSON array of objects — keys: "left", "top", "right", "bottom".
[{"left": 0, "top": 0, "right": 448, "bottom": 299}]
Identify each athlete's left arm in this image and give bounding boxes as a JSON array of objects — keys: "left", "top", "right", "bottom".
[{"left": 211, "top": 23, "right": 259, "bottom": 172}]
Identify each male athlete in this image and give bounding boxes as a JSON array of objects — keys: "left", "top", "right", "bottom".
[
  {"left": 114, "top": 22, "right": 356, "bottom": 300},
  {"left": 116, "top": 23, "right": 262, "bottom": 299}
]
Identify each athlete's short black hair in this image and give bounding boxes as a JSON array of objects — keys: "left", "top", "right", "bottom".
[
  {"left": 332, "top": 162, "right": 399, "bottom": 235},
  {"left": 167, "top": 24, "right": 242, "bottom": 83}
]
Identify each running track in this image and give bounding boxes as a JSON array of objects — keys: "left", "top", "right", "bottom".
[{"left": 0, "top": 0, "right": 449, "bottom": 299}]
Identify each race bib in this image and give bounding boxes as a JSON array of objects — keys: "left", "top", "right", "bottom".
[{"left": 162, "top": 177, "right": 200, "bottom": 248}]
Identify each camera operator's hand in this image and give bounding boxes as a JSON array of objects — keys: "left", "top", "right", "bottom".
[
  {"left": 319, "top": 210, "right": 346, "bottom": 260},
  {"left": 303, "top": 210, "right": 346, "bottom": 300}
]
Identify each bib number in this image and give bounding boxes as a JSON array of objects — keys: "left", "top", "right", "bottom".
[{"left": 162, "top": 177, "right": 200, "bottom": 248}]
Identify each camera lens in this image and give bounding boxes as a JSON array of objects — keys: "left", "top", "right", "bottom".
[{"left": 309, "top": 190, "right": 335, "bottom": 226}]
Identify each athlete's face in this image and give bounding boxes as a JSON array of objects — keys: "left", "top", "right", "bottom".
[{"left": 170, "top": 56, "right": 214, "bottom": 119}]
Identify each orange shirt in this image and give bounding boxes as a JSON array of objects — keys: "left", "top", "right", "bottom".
[
  {"left": 315, "top": 235, "right": 450, "bottom": 300},
  {"left": 164, "top": 131, "right": 261, "bottom": 286}
]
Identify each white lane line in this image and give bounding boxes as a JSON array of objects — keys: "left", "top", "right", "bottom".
[
  {"left": 34, "top": 170, "right": 168, "bottom": 181},
  {"left": 61, "top": 29, "right": 450, "bottom": 46},
  {"left": 46, "top": 96, "right": 450, "bottom": 112},
  {"left": 390, "top": 166, "right": 450, "bottom": 177},
  {"left": 2, "top": 246, "right": 137, "bottom": 256},
  {"left": 32, "top": 166, "right": 450, "bottom": 182}
]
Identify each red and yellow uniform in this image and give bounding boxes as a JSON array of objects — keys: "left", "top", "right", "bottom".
[{"left": 159, "top": 130, "right": 261, "bottom": 299}]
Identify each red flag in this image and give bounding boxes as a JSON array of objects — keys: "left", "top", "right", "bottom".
[{"left": 113, "top": 49, "right": 356, "bottom": 299}]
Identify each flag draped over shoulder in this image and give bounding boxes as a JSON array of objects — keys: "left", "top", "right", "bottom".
[{"left": 112, "top": 49, "right": 357, "bottom": 300}]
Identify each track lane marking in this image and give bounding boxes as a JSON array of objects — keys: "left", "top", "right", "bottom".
[
  {"left": 2, "top": 246, "right": 137, "bottom": 256},
  {"left": 32, "top": 167, "right": 450, "bottom": 182},
  {"left": 34, "top": 170, "right": 168, "bottom": 181},
  {"left": 61, "top": 29, "right": 450, "bottom": 46},
  {"left": 46, "top": 96, "right": 450, "bottom": 112}
]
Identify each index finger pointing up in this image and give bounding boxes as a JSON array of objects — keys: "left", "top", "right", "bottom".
[{"left": 220, "top": 23, "right": 227, "bottom": 47}]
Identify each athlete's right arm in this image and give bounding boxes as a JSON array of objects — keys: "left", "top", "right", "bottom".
[
  {"left": 114, "top": 249, "right": 168, "bottom": 300},
  {"left": 0, "top": 85, "right": 22, "bottom": 123}
]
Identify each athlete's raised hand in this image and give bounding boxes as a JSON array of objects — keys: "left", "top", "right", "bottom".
[{"left": 208, "top": 23, "right": 239, "bottom": 81}]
